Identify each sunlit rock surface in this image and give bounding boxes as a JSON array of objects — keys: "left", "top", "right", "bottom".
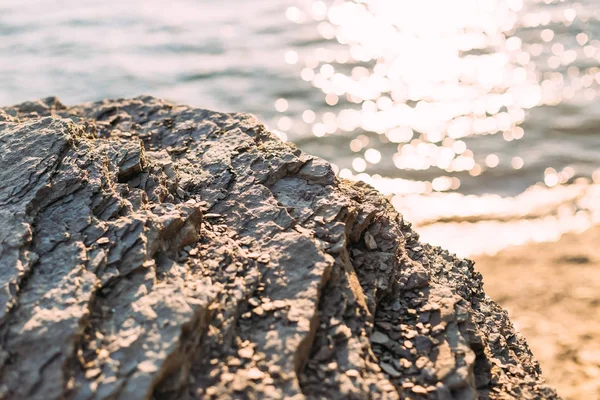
[{"left": 0, "top": 97, "right": 558, "bottom": 400}]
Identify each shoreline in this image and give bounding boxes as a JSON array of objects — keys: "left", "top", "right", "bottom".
[{"left": 474, "top": 226, "right": 600, "bottom": 400}]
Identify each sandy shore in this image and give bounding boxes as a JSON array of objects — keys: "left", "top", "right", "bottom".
[{"left": 474, "top": 226, "right": 600, "bottom": 400}]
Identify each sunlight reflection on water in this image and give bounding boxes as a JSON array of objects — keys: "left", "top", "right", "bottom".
[
  {"left": 280, "top": 0, "right": 595, "bottom": 184},
  {"left": 272, "top": 0, "right": 600, "bottom": 256}
]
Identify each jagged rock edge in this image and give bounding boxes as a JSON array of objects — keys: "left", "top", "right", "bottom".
[{"left": 0, "top": 97, "right": 559, "bottom": 400}]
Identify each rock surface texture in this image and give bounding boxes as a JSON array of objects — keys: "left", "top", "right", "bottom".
[{"left": 0, "top": 97, "right": 558, "bottom": 400}]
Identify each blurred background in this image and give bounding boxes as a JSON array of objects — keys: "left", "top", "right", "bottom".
[{"left": 1, "top": 0, "right": 599, "bottom": 397}]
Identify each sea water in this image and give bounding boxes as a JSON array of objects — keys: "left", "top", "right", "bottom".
[{"left": 2, "top": 0, "right": 600, "bottom": 256}]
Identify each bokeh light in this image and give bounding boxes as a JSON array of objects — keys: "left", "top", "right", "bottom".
[{"left": 272, "top": 0, "right": 600, "bottom": 256}]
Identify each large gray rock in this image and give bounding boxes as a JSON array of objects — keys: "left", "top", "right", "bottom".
[{"left": 0, "top": 97, "right": 558, "bottom": 400}]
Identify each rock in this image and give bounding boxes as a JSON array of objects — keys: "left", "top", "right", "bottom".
[
  {"left": 411, "top": 385, "right": 428, "bottom": 394},
  {"left": 364, "top": 231, "right": 378, "bottom": 250},
  {"left": 415, "top": 357, "right": 430, "bottom": 369},
  {"left": 238, "top": 347, "right": 254, "bottom": 360},
  {"left": 380, "top": 363, "right": 401, "bottom": 378},
  {"left": 0, "top": 96, "right": 559, "bottom": 400},
  {"left": 371, "top": 331, "right": 390, "bottom": 345},
  {"left": 345, "top": 369, "right": 360, "bottom": 378},
  {"left": 247, "top": 368, "right": 265, "bottom": 380}
]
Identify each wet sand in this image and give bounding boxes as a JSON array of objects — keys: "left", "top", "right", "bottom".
[{"left": 474, "top": 227, "right": 600, "bottom": 400}]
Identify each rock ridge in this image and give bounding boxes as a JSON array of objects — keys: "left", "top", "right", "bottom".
[{"left": 0, "top": 97, "right": 558, "bottom": 400}]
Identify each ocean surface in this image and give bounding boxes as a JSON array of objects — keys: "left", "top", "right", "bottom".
[{"left": 2, "top": 0, "right": 600, "bottom": 256}]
